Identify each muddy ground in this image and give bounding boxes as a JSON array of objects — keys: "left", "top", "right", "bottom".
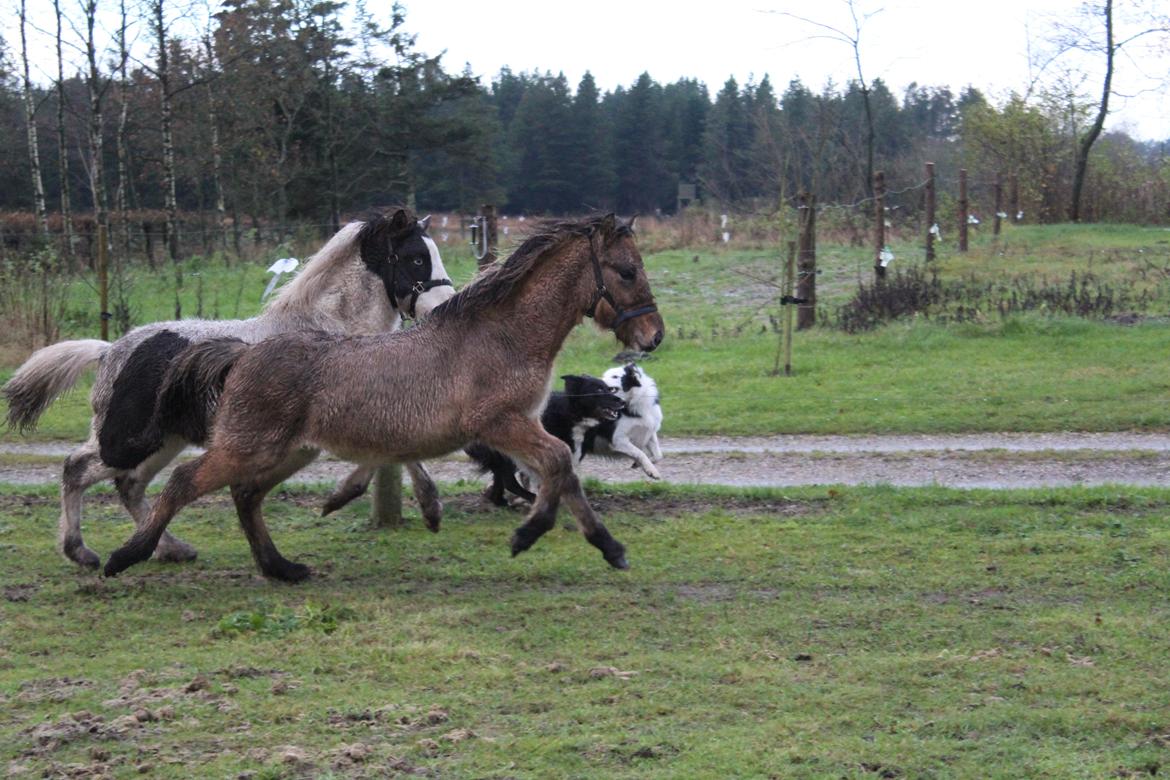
[{"left": 2, "top": 433, "right": 1169, "bottom": 489}]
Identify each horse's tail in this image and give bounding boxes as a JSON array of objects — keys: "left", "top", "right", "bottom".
[
  {"left": 156, "top": 338, "right": 249, "bottom": 443},
  {"left": 3, "top": 339, "right": 110, "bottom": 432}
]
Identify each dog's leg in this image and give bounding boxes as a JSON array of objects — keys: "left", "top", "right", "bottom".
[
  {"left": 610, "top": 429, "right": 661, "bottom": 480},
  {"left": 647, "top": 431, "right": 664, "bottom": 462}
]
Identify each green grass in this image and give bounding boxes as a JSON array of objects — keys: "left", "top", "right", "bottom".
[{"left": 2, "top": 482, "right": 1169, "bottom": 778}]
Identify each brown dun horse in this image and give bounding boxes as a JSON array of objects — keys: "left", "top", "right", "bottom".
[{"left": 103, "top": 214, "right": 664, "bottom": 581}]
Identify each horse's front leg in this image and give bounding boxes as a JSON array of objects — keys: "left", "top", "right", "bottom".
[
  {"left": 480, "top": 415, "right": 626, "bottom": 569},
  {"left": 405, "top": 462, "right": 442, "bottom": 532},
  {"left": 103, "top": 448, "right": 238, "bottom": 577},
  {"left": 321, "top": 465, "right": 375, "bottom": 516}
]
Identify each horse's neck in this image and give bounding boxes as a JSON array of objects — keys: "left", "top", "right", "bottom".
[{"left": 495, "top": 247, "right": 589, "bottom": 363}]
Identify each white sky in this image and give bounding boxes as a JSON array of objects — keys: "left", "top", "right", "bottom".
[
  {"left": 5, "top": 0, "right": 1167, "bottom": 140},
  {"left": 405, "top": 0, "right": 1168, "bottom": 141}
]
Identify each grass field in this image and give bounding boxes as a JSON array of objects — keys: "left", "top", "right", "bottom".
[
  {"left": 4, "top": 222, "right": 1170, "bottom": 441},
  {"left": 2, "top": 483, "right": 1169, "bottom": 778}
]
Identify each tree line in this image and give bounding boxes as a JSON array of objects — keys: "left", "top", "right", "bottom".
[{"left": 1, "top": 0, "right": 1166, "bottom": 259}]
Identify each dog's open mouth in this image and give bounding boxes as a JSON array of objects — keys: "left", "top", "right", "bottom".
[{"left": 601, "top": 407, "right": 622, "bottom": 420}]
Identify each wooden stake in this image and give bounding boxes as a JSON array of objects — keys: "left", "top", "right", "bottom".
[
  {"left": 873, "top": 170, "right": 886, "bottom": 280},
  {"left": 370, "top": 464, "right": 403, "bottom": 529},
  {"left": 784, "top": 241, "right": 795, "bottom": 376},
  {"left": 97, "top": 222, "right": 109, "bottom": 340},
  {"left": 925, "top": 162, "right": 936, "bottom": 262},
  {"left": 796, "top": 192, "right": 816, "bottom": 330},
  {"left": 959, "top": 168, "right": 969, "bottom": 252}
]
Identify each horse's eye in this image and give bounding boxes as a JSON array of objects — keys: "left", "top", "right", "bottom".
[
  {"left": 413, "top": 257, "right": 424, "bottom": 266},
  {"left": 617, "top": 265, "right": 636, "bottom": 281}
]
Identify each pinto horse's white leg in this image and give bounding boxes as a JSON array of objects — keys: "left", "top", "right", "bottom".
[
  {"left": 59, "top": 436, "right": 117, "bottom": 569},
  {"left": 481, "top": 415, "right": 627, "bottom": 569}
]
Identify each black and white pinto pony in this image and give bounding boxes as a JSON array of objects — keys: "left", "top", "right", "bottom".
[
  {"left": 2, "top": 209, "right": 454, "bottom": 570},
  {"left": 582, "top": 363, "right": 664, "bottom": 479}
]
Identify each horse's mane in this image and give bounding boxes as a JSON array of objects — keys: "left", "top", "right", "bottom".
[
  {"left": 434, "top": 214, "right": 633, "bottom": 319},
  {"left": 263, "top": 221, "right": 365, "bottom": 315},
  {"left": 264, "top": 206, "right": 413, "bottom": 316}
]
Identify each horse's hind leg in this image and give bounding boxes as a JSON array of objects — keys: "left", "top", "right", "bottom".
[
  {"left": 405, "top": 462, "right": 442, "bottom": 532},
  {"left": 231, "top": 449, "right": 320, "bottom": 582},
  {"left": 114, "top": 436, "right": 198, "bottom": 563},
  {"left": 103, "top": 449, "right": 239, "bottom": 577},
  {"left": 60, "top": 438, "right": 117, "bottom": 569}
]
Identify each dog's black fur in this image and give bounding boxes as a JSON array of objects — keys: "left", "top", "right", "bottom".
[{"left": 467, "top": 374, "right": 624, "bottom": 505}]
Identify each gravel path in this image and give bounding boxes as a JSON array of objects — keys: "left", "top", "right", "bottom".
[{"left": 2, "top": 432, "right": 1169, "bottom": 489}]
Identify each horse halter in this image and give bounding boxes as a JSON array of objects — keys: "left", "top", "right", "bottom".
[
  {"left": 583, "top": 234, "right": 658, "bottom": 329},
  {"left": 386, "top": 251, "right": 453, "bottom": 320}
]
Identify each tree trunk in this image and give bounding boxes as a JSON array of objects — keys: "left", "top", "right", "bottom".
[
  {"left": 153, "top": 0, "right": 179, "bottom": 264},
  {"left": 53, "top": 0, "right": 74, "bottom": 266},
  {"left": 18, "top": 0, "right": 48, "bottom": 236},
  {"left": 83, "top": 0, "right": 106, "bottom": 227},
  {"left": 203, "top": 36, "right": 228, "bottom": 255},
  {"left": 115, "top": 0, "right": 132, "bottom": 258},
  {"left": 1069, "top": 0, "right": 1113, "bottom": 223}
]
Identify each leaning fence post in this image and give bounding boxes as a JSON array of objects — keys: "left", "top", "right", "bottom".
[
  {"left": 784, "top": 241, "right": 796, "bottom": 375},
  {"left": 370, "top": 464, "right": 403, "bottom": 529},
  {"left": 796, "top": 192, "right": 816, "bottom": 329},
  {"left": 482, "top": 204, "right": 498, "bottom": 266},
  {"left": 873, "top": 170, "right": 886, "bottom": 281},
  {"left": 958, "top": 168, "right": 969, "bottom": 253},
  {"left": 925, "top": 162, "right": 936, "bottom": 262}
]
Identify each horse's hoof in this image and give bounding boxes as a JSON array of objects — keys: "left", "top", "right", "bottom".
[
  {"left": 152, "top": 538, "right": 198, "bottom": 563},
  {"left": 424, "top": 502, "right": 443, "bottom": 533},
  {"left": 510, "top": 528, "right": 537, "bottom": 557},
  {"left": 266, "top": 560, "right": 312, "bottom": 583},
  {"left": 63, "top": 541, "right": 101, "bottom": 570},
  {"left": 103, "top": 550, "right": 134, "bottom": 578}
]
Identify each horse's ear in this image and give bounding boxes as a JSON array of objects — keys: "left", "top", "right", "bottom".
[
  {"left": 600, "top": 213, "right": 617, "bottom": 237},
  {"left": 625, "top": 215, "right": 638, "bottom": 233},
  {"left": 418, "top": 215, "right": 432, "bottom": 233},
  {"left": 389, "top": 208, "right": 411, "bottom": 233}
]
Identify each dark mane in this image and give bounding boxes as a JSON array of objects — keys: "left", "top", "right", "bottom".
[{"left": 434, "top": 214, "right": 633, "bottom": 319}]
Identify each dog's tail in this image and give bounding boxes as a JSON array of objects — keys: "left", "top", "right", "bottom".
[
  {"left": 156, "top": 338, "right": 249, "bottom": 443},
  {"left": 3, "top": 339, "right": 109, "bottom": 432}
]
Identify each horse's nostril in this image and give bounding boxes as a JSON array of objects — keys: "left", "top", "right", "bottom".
[{"left": 653, "top": 330, "right": 663, "bottom": 347}]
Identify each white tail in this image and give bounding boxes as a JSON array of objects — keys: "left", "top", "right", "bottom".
[{"left": 3, "top": 340, "right": 109, "bottom": 432}]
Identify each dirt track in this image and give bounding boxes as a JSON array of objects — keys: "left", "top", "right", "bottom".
[{"left": 2, "top": 432, "right": 1169, "bottom": 489}]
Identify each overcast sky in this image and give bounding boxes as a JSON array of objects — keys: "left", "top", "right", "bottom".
[
  {"left": 6, "top": 0, "right": 1167, "bottom": 140},
  {"left": 405, "top": 0, "right": 1168, "bottom": 141}
]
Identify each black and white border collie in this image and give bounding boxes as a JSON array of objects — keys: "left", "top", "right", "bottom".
[
  {"left": 466, "top": 374, "right": 625, "bottom": 505},
  {"left": 581, "top": 363, "right": 663, "bottom": 479}
]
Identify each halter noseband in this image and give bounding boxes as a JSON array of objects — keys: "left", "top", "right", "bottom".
[
  {"left": 583, "top": 234, "right": 658, "bottom": 329},
  {"left": 386, "top": 251, "right": 453, "bottom": 319}
]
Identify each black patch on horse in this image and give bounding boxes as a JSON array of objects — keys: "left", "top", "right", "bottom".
[{"left": 99, "top": 330, "right": 190, "bottom": 470}]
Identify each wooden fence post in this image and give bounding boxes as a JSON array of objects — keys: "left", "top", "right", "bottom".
[
  {"left": 796, "top": 192, "right": 816, "bottom": 330},
  {"left": 993, "top": 171, "right": 1003, "bottom": 237},
  {"left": 370, "top": 464, "right": 403, "bottom": 529},
  {"left": 958, "top": 168, "right": 969, "bottom": 253},
  {"left": 925, "top": 162, "right": 936, "bottom": 262},
  {"left": 1010, "top": 173, "right": 1021, "bottom": 223},
  {"left": 873, "top": 170, "right": 886, "bottom": 280},
  {"left": 97, "top": 222, "right": 109, "bottom": 341}
]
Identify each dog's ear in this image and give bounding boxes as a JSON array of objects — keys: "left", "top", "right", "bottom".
[
  {"left": 561, "top": 374, "right": 585, "bottom": 393},
  {"left": 623, "top": 364, "right": 642, "bottom": 391}
]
